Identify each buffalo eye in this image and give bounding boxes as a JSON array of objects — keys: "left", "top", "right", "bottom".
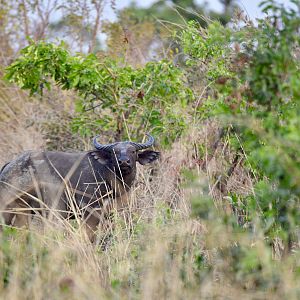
[{"left": 113, "top": 149, "right": 120, "bottom": 155}]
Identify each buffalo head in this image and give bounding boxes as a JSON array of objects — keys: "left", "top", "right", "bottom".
[{"left": 92, "top": 133, "right": 160, "bottom": 175}]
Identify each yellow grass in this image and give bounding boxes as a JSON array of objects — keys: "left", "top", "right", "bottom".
[{"left": 0, "top": 84, "right": 299, "bottom": 300}]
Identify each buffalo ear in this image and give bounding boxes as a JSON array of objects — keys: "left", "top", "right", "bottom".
[
  {"left": 91, "top": 151, "right": 111, "bottom": 165},
  {"left": 138, "top": 150, "right": 160, "bottom": 165}
]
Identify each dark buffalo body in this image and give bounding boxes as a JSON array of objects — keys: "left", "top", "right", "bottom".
[{"left": 0, "top": 135, "right": 159, "bottom": 234}]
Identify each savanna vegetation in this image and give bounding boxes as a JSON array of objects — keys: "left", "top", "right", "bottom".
[{"left": 0, "top": 0, "right": 300, "bottom": 298}]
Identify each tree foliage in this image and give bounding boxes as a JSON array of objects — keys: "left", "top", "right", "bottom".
[
  {"left": 5, "top": 41, "right": 193, "bottom": 143},
  {"left": 180, "top": 0, "right": 300, "bottom": 247}
]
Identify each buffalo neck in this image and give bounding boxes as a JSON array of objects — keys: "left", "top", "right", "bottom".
[{"left": 114, "top": 166, "right": 136, "bottom": 189}]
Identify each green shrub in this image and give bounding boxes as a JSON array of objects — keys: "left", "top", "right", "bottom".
[
  {"left": 180, "top": 0, "right": 300, "bottom": 250},
  {"left": 5, "top": 41, "right": 193, "bottom": 145}
]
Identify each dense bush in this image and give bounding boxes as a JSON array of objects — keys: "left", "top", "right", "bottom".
[
  {"left": 179, "top": 0, "right": 300, "bottom": 250},
  {"left": 5, "top": 41, "right": 193, "bottom": 145}
]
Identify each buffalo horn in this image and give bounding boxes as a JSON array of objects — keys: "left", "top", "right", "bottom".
[
  {"left": 93, "top": 136, "right": 118, "bottom": 151},
  {"left": 93, "top": 133, "right": 155, "bottom": 151},
  {"left": 130, "top": 134, "right": 155, "bottom": 150}
]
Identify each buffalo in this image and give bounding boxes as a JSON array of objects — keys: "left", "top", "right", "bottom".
[{"left": 0, "top": 134, "right": 159, "bottom": 238}]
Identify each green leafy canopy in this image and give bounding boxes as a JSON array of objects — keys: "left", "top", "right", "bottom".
[{"left": 5, "top": 40, "right": 193, "bottom": 143}]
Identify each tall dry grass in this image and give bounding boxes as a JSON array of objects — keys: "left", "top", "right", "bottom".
[
  {"left": 0, "top": 81, "right": 44, "bottom": 164},
  {"left": 0, "top": 85, "right": 299, "bottom": 299}
]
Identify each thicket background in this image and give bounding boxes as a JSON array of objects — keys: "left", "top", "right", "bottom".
[{"left": 0, "top": 0, "right": 300, "bottom": 298}]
